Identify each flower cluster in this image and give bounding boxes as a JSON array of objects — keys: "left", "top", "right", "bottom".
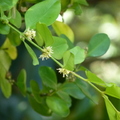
[
  {"left": 39, "top": 46, "right": 53, "bottom": 60},
  {"left": 57, "top": 68, "right": 70, "bottom": 77},
  {"left": 24, "top": 28, "right": 36, "bottom": 40}
]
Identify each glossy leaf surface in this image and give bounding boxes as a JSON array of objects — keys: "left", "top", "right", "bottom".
[
  {"left": 39, "top": 66, "right": 57, "bottom": 90},
  {"left": 87, "top": 33, "right": 110, "bottom": 57},
  {"left": 46, "top": 95, "right": 70, "bottom": 117},
  {"left": 25, "top": 0, "right": 61, "bottom": 28}
]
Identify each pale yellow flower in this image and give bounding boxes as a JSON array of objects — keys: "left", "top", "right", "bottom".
[
  {"left": 39, "top": 46, "right": 53, "bottom": 60},
  {"left": 57, "top": 68, "right": 70, "bottom": 77},
  {"left": 24, "top": 28, "right": 36, "bottom": 40}
]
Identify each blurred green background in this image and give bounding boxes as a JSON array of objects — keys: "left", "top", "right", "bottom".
[{"left": 0, "top": 0, "right": 120, "bottom": 120}]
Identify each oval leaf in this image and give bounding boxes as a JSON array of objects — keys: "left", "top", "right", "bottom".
[
  {"left": 25, "top": 0, "right": 61, "bottom": 28},
  {"left": 46, "top": 95, "right": 70, "bottom": 117},
  {"left": 61, "top": 82, "right": 85, "bottom": 99},
  {"left": 70, "top": 46, "right": 86, "bottom": 64},
  {"left": 39, "top": 66, "right": 57, "bottom": 90},
  {"left": 52, "top": 21, "right": 74, "bottom": 42},
  {"left": 52, "top": 36, "right": 68, "bottom": 59},
  {"left": 35, "top": 23, "right": 54, "bottom": 47},
  {"left": 87, "top": 33, "right": 110, "bottom": 57},
  {"left": 1, "top": 38, "right": 17, "bottom": 60},
  {"left": 63, "top": 51, "right": 74, "bottom": 71}
]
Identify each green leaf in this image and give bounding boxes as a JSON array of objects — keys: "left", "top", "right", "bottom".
[
  {"left": 17, "top": 69, "right": 27, "bottom": 96},
  {"left": 46, "top": 95, "right": 70, "bottom": 117},
  {"left": 87, "top": 33, "right": 110, "bottom": 57},
  {"left": 63, "top": 51, "right": 74, "bottom": 71},
  {"left": 1, "top": 78, "right": 11, "bottom": 98},
  {"left": 23, "top": 41, "right": 39, "bottom": 66},
  {"left": 0, "top": 21, "right": 10, "bottom": 34},
  {"left": 52, "top": 36, "right": 68, "bottom": 59},
  {"left": 25, "top": 0, "right": 61, "bottom": 28},
  {"left": 75, "top": 78, "right": 99, "bottom": 104},
  {"left": 28, "top": 94, "right": 52, "bottom": 116},
  {"left": 0, "top": 50, "right": 11, "bottom": 98},
  {"left": 61, "top": 82, "right": 85, "bottom": 99},
  {"left": 75, "top": 0, "right": 89, "bottom": 6},
  {"left": 60, "top": 34, "right": 74, "bottom": 49},
  {"left": 52, "top": 21, "right": 74, "bottom": 42},
  {"left": 61, "top": 0, "right": 70, "bottom": 12},
  {"left": 8, "top": 29, "right": 21, "bottom": 46},
  {"left": 71, "top": 3, "right": 82, "bottom": 15},
  {"left": 1, "top": 38, "right": 17, "bottom": 60},
  {"left": 0, "top": 0, "right": 18, "bottom": 11},
  {"left": 35, "top": 23, "right": 54, "bottom": 47},
  {"left": 30, "top": 80, "right": 42, "bottom": 103},
  {"left": 39, "top": 66, "right": 57, "bottom": 90},
  {"left": 0, "top": 50, "right": 11, "bottom": 71},
  {"left": 56, "top": 90, "right": 72, "bottom": 108},
  {"left": 70, "top": 46, "right": 86, "bottom": 64},
  {"left": 86, "top": 71, "right": 107, "bottom": 87},
  {"left": 105, "top": 84, "right": 120, "bottom": 99},
  {"left": 9, "top": 9, "right": 22, "bottom": 28},
  {"left": 103, "top": 95, "right": 119, "bottom": 120}
]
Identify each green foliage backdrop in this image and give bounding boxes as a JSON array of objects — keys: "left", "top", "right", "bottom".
[{"left": 0, "top": 0, "right": 120, "bottom": 120}]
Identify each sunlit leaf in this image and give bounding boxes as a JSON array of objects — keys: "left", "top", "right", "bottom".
[
  {"left": 46, "top": 95, "right": 70, "bottom": 117},
  {"left": 1, "top": 38, "right": 17, "bottom": 60},
  {"left": 52, "top": 36, "right": 68, "bottom": 59},
  {"left": 23, "top": 41, "right": 39, "bottom": 66},
  {"left": 70, "top": 46, "right": 86, "bottom": 64},
  {"left": 52, "top": 21, "right": 74, "bottom": 42},
  {"left": 39, "top": 66, "right": 57, "bottom": 90},
  {"left": 0, "top": 50, "right": 11, "bottom": 71},
  {"left": 35, "top": 23, "right": 54, "bottom": 47},
  {"left": 86, "top": 71, "right": 107, "bottom": 87},
  {"left": 17, "top": 69, "right": 27, "bottom": 96},
  {"left": 1, "top": 78, "right": 11, "bottom": 98},
  {"left": 63, "top": 51, "right": 74, "bottom": 71},
  {"left": 0, "top": 0, "right": 18, "bottom": 11},
  {"left": 87, "top": 33, "right": 110, "bottom": 57},
  {"left": 0, "top": 50, "right": 11, "bottom": 98},
  {"left": 105, "top": 84, "right": 120, "bottom": 99},
  {"left": 25, "top": 0, "right": 61, "bottom": 28},
  {"left": 103, "top": 95, "right": 118, "bottom": 120},
  {"left": 9, "top": 9, "right": 22, "bottom": 28}
]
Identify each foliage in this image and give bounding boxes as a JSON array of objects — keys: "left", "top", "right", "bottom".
[{"left": 0, "top": 0, "right": 120, "bottom": 120}]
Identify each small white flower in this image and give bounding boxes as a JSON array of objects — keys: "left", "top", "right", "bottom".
[
  {"left": 39, "top": 46, "right": 53, "bottom": 60},
  {"left": 24, "top": 28, "right": 36, "bottom": 40},
  {"left": 57, "top": 68, "right": 70, "bottom": 77}
]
